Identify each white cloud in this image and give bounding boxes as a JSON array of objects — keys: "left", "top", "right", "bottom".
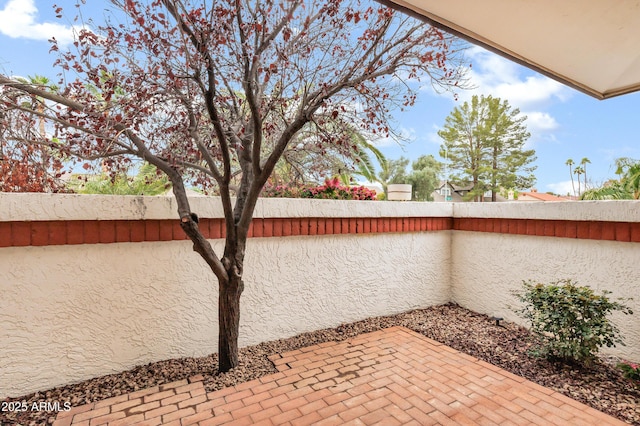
[
  {"left": 428, "top": 46, "right": 572, "bottom": 146},
  {"left": 426, "top": 124, "right": 443, "bottom": 145},
  {"left": 461, "top": 46, "right": 571, "bottom": 110},
  {"left": 0, "top": 0, "right": 75, "bottom": 45},
  {"left": 525, "top": 112, "right": 559, "bottom": 132},
  {"left": 546, "top": 180, "right": 576, "bottom": 196},
  {"left": 523, "top": 111, "right": 559, "bottom": 145},
  {"left": 492, "top": 77, "right": 568, "bottom": 111}
]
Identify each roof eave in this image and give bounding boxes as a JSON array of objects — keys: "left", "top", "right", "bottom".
[{"left": 377, "top": 0, "right": 640, "bottom": 100}]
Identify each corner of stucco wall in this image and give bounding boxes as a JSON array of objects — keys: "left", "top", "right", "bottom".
[
  {"left": 447, "top": 202, "right": 640, "bottom": 361},
  {"left": 446, "top": 229, "right": 454, "bottom": 303}
]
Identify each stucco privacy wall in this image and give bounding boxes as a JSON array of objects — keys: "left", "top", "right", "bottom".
[
  {"left": 0, "top": 194, "right": 452, "bottom": 398},
  {"left": 2, "top": 194, "right": 639, "bottom": 398},
  {"left": 0, "top": 192, "right": 453, "bottom": 221},
  {"left": 450, "top": 201, "right": 640, "bottom": 361}
]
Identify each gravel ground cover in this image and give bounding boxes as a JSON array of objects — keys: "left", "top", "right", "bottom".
[{"left": 2, "top": 303, "right": 639, "bottom": 425}]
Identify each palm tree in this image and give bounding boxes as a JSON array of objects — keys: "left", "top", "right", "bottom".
[
  {"left": 565, "top": 158, "right": 576, "bottom": 196},
  {"left": 580, "top": 181, "right": 632, "bottom": 200},
  {"left": 272, "top": 126, "right": 387, "bottom": 188},
  {"left": 613, "top": 158, "right": 640, "bottom": 199},
  {"left": 614, "top": 157, "right": 637, "bottom": 178},
  {"left": 574, "top": 166, "right": 584, "bottom": 196},
  {"left": 377, "top": 157, "right": 409, "bottom": 198},
  {"left": 580, "top": 157, "right": 591, "bottom": 190},
  {"left": 580, "top": 158, "right": 640, "bottom": 200},
  {"left": 349, "top": 132, "right": 387, "bottom": 185},
  {"left": 624, "top": 164, "right": 640, "bottom": 199}
]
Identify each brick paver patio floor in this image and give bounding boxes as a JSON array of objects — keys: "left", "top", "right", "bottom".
[{"left": 53, "top": 326, "right": 627, "bottom": 426}]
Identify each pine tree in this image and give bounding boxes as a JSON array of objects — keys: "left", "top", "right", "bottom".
[{"left": 438, "top": 95, "right": 536, "bottom": 201}]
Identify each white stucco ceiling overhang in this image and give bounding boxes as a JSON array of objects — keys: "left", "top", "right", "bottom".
[{"left": 378, "top": 0, "right": 640, "bottom": 99}]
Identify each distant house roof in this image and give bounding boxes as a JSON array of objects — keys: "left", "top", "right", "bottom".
[
  {"left": 433, "top": 181, "right": 507, "bottom": 202},
  {"left": 436, "top": 181, "right": 472, "bottom": 191},
  {"left": 518, "top": 190, "right": 567, "bottom": 202}
]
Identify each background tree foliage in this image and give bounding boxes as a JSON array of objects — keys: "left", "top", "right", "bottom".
[
  {"left": 68, "top": 162, "right": 171, "bottom": 195},
  {"left": 370, "top": 154, "right": 442, "bottom": 200},
  {"left": 0, "top": 0, "right": 465, "bottom": 371},
  {"left": 377, "top": 156, "right": 409, "bottom": 197},
  {"left": 581, "top": 157, "right": 640, "bottom": 200},
  {"left": 438, "top": 95, "right": 536, "bottom": 201},
  {"left": 565, "top": 157, "right": 591, "bottom": 197},
  {"left": 407, "top": 154, "right": 442, "bottom": 201},
  {"left": 271, "top": 128, "right": 386, "bottom": 187}
]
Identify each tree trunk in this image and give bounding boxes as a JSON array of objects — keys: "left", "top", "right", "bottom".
[
  {"left": 172, "top": 209, "right": 246, "bottom": 374},
  {"left": 218, "top": 272, "right": 244, "bottom": 372},
  {"left": 492, "top": 145, "right": 498, "bottom": 202}
]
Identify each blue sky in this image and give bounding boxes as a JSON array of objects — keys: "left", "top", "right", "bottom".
[{"left": 2, "top": 0, "right": 639, "bottom": 196}]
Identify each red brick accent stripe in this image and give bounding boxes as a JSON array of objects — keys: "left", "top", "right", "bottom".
[
  {"left": 0, "top": 217, "right": 453, "bottom": 247},
  {"left": 3, "top": 217, "right": 638, "bottom": 248},
  {"left": 453, "top": 218, "right": 640, "bottom": 243}
]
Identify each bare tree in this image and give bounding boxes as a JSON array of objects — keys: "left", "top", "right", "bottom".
[{"left": 0, "top": 0, "right": 465, "bottom": 372}]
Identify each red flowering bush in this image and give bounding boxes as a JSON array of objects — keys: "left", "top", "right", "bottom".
[
  {"left": 300, "top": 178, "right": 377, "bottom": 200},
  {"left": 261, "top": 178, "right": 377, "bottom": 200},
  {"left": 618, "top": 361, "right": 640, "bottom": 381},
  {"left": 261, "top": 183, "right": 304, "bottom": 198}
]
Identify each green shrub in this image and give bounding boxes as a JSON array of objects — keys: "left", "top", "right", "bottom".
[{"left": 513, "top": 279, "right": 633, "bottom": 363}]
